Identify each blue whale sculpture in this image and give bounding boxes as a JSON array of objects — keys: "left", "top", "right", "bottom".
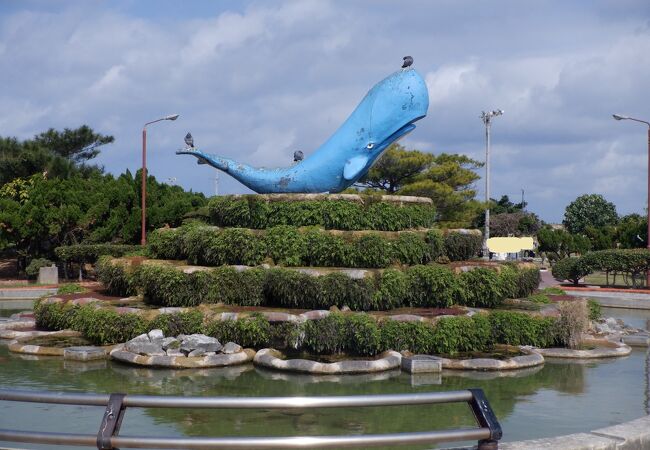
[{"left": 177, "top": 69, "right": 429, "bottom": 193}]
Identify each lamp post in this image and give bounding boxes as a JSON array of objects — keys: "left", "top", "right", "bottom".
[
  {"left": 141, "top": 114, "right": 179, "bottom": 246},
  {"left": 480, "top": 109, "right": 504, "bottom": 259},
  {"left": 613, "top": 113, "right": 650, "bottom": 287}
]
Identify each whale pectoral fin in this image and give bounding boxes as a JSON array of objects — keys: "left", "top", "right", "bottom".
[{"left": 343, "top": 156, "right": 369, "bottom": 181}]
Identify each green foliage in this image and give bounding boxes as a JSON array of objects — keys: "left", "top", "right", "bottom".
[
  {"left": 406, "top": 265, "right": 456, "bottom": 307},
  {"left": 563, "top": 194, "right": 618, "bottom": 234},
  {"left": 372, "top": 269, "right": 409, "bottom": 310},
  {"left": 379, "top": 320, "right": 434, "bottom": 354},
  {"left": 149, "top": 224, "right": 480, "bottom": 268},
  {"left": 34, "top": 299, "right": 78, "bottom": 330},
  {"left": 458, "top": 268, "right": 504, "bottom": 308},
  {"left": 443, "top": 233, "right": 482, "bottom": 261},
  {"left": 54, "top": 244, "right": 140, "bottom": 263},
  {"left": 318, "top": 273, "right": 373, "bottom": 310},
  {"left": 540, "top": 287, "right": 566, "bottom": 295},
  {"left": 263, "top": 269, "right": 321, "bottom": 309},
  {"left": 148, "top": 311, "right": 204, "bottom": 337},
  {"left": 513, "top": 267, "right": 541, "bottom": 298},
  {"left": 587, "top": 300, "right": 602, "bottom": 321},
  {"left": 203, "top": 314, "right": 271, "bottom": 348},
  {"left": 489, "top": 212, "right": 541, "bottom": 237},
  {"left": 205, "top": 266, "right": 266, "bottom": 306},
  {"left": 57, "top": 283, "right": 87, "bottom": 295},
  {"left": 25, "top": 258, "right": 54, "bottom": 279},
  {"left": 525, "top": 294, "right": 551, "bottom": 304},
  {"left": 429, "top": 315, "right": 492, "bottom": 354},
  {"left": 489, "top": 311, "right": 558, "bottom": 347},
  {"left": 95, "top": 256, "right": 138, "bottom": 297},
  {"left": 537, "top": 227, "right": 591, "bottom": 261},
  {"left": 551, "top": 257, "right": 593, "bottom": 285},
  {"left": 617, "top": 214, "right": 647, "bottom": 249},
  {"left": 207, "top": 194, "right": 436, "bottom": 231},
  {"left": 73, "top": 305, "right": 147, "bottom": 345}
]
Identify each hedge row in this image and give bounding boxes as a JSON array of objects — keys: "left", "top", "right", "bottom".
[
  {"left": 34, "top": 300, "right": 559, "bottom": 353},
  {"left": 551, "top": 249, "right": 650, "bottom": 286},
  {"left": 148, "top": 225, "right": 483, "bottom": 268},
  {"left": 54, "top": 244, "right": 141, "bottom": 263},
  {"left": 207, "top": 195, "right": 436, "bottom": 231},
  {"left": 97, "top": 257, "right": 540, "bottom": 310}
]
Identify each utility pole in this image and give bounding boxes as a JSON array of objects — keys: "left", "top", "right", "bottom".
[{"left": 480, "top": 109, "right": 504, "bottom": 259}]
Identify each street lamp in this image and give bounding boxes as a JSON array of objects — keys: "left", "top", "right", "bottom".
[
  {"left": 480, "top": 109, "right": 504, "bottom": 259},
  {"left": 141, "top": 114, "right": 179, "bottom": 246},
  {"left": 613, "top": 113, "right": 650, "bottom": 287}
]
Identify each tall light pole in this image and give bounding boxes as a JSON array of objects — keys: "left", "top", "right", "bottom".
[
  {"left": 141, "top": 114, "right": 179, "bottom": 246},
  {"left": 481, "top": 109, "right": 504, "bottom": 259},
  {"left": 613, "top": 113, "right": 650, "bottom": 287}
]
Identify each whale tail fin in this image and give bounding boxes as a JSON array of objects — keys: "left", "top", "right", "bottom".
[{"left": 176, "top": 149, "right": 231, "bottom": 171}]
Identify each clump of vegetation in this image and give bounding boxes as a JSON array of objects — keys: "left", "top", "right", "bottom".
[
  {"left": 587, "top": 299, "right": 602, "bottom": 321},
  {"left": 57, "top": 283, "right": 87, "bottom": 295},
  {"left": 25, "top": 258, "right": 54, "bottom": 279},
  {"left": 540, "top": 287, "right": 566, "bottom": 295},
  {"left": 525, "top": 293, "right": 551, "bottom": 304},
  {"left": 555, "top": 300, "right": 589, "bottom": 349}
]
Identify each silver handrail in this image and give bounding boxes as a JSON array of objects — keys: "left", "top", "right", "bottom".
[{"left": 0, "top": 388, "right": 502, "bottom": 449}]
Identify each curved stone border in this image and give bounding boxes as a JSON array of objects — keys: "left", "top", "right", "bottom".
[
  {"left": 253, "top": 348, "right": 402, "bottom": 374},
  {"left": 110, "top": 345, "right": 256, "bottom": 369},
  {"left": 530, "top": 340, "right": 631, "bottom": 359},
  {"left": 6, "top": 330, "right": 91, "bottom": 356},
  {"left": 501, "top": 414, "right": 650, "bottom": 449},
  {"left": 437, "top": 347, "right": 544, "bottom": 371}
]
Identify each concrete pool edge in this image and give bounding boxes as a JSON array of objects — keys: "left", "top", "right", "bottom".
[{"left": 500, "top": 414, "right": 650, "bottom": 449}]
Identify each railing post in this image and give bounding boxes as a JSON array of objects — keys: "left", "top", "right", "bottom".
[
  {"left": 468, "top": 388, "right": 502, "bottom": 449},
  {"left": 97, "top": 393, "right": 127, "bottom": 450}
]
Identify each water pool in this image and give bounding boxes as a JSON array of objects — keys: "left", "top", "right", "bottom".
[{"left": 0, "top": 342, "right": 648, "bottom": 450}]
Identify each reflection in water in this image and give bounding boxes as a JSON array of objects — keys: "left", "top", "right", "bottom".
[{"left": 0, "top": 344, "right": 648, "bottom": 448}]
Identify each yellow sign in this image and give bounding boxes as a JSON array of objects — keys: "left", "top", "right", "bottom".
[{"left": 486, "top": 237, "right": 534, "bottom": 253}]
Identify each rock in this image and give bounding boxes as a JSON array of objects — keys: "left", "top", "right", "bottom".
[
  {"left": 340, "top": 306, "right": 351, "bottom": 312},
  {"left": 300, "top": 310, "right": 330, "bottom": 320},
  {"left": 63, "top": 346, "right": 107, "bottom": 361},
  {"left": 222, "top": 342, "right": 242, "bottom": 354},
  {"left": 180, "top": 334, "right": 222, "bottom": 353},
  {"left": 188, "top": 348, "right": 206, "bottom": 357},
  {"left": 125, "top": 342, "right": 165, "bottom": 356},
  {"left": 161, "top": 337, "right": 180, "bottom": 350},
  {"left": 329, "top": 306, "right": 340, "bottom": 312},
  {"left": 388, "top": 314, "right": 423, "bottom": 323},
  {"left": 130, "top": 333, "right": 150, "bottom": 343},
  {"left": 166, "top": 348, "right": 184, "bottom": 356},
  {"left": 401, "top": 355, "right": 442, "bottom": 373},
  {"left": 148, "top": 329, "right": 164, "bottom": 340}
]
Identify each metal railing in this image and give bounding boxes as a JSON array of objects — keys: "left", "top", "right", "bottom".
[{"left": 0, "top": 388, "right": 502, "bottom": 449}]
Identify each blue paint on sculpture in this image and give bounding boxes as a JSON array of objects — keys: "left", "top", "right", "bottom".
[{"left": 177, "top": 68, "right": 429, "bottom": 193}]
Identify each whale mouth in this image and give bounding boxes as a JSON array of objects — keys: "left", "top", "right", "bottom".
[{"left": 377, "top": 114, "right": 426, "bottom": 148}]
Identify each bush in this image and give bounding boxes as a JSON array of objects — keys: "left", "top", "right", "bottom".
[
  {"left": 54, "top": 244, "right": 140, "bottom": 263},
  {"left": 352, "top": 234, "right": 393, "bottom": 268},
  {"left": 379, "top": 320, "right": 434, "bottom": 354},
  {"left": 140, "top": 264, "right": 209, "bottom": 307},
  {"left": 263, "top": 269, "right": 321, "bottom": 309},
  {"left": 406, "top": 265, "right": 456, "bottom": 307},
  {"left": 302, "top": 228, "right": 352, "bottom": 267},
  {"left": 207, "top": 195, "right": 436, "bottom": 231},
  {"left": 72, "top": 305, "right": 147, "bottom": 345},
  {"left": 555, "top": 300, "right": 589, "bottom": 349},
  {"left": 148, "top": 311, "right": 204, "bottom": 336},
  {"left": 429, "top": 315, "right": 493, "bottom": 354},
  {"left": 458, "top": 268, "right": 504, "bottom": 308},
  {"left": 392, "top": 232, "right": 433, "bottom": 265},
  {"left": 147, "top": 228, "right": 183, "bottom": 260},
  {"left": 205, "top": 266, "right": 266, "bottom": 306},
  {"left": 372, "top": 269, "right": 409, "bottom": 310},
  {"left": 444, "top": 233, "right": 483, "bottom": 261},
  {"left": 26, "top": 258, "right": 54, "bottom": 279},
  {"left": 514, "top": 268, "right": 541, "bottom": 297},
  {"left": 57, "top": 283, "right": 87, "bottom": 295},
  {"left": 203, "top": 313, "right": 271, "bottom": 347},
  {"left": 318, "top": 273, "right": 373, "bottom": 310},
  {"left": 489, "top": 311, "right": 557, "bottom": 347},
  {"left": 552, "top": 257, "right": 592, "bottom": 285},
  {"left": 264, "top": 226, "right": 306, "bottom": 266},
  {"left": 34, "top": 299, "right": 78, "bottom": 330},
  {"left": 95, "top": 256, "right": 138, "bottom": 296},
  {"left": 587, "top": 299, "right": 602, "bottom": 321}
]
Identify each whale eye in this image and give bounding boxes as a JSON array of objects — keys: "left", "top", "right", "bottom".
[{"left": 366, "top": 142, "right": 374, "bottom": 149}]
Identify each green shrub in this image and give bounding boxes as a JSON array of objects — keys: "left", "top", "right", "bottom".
[
  {"left": 54, "top": 244, "right": 140, "bottom": 263},
  {"left": 207, "top": 195, "right": 436, "bottom": 231},
  {"left": 72, "top": 305, "right": 147, "bottom": 345},
  {"left": 205, "top": 267, "right": 266, "bottom": 306},
  {"left": 443, "top": 233, "right": 483, "bottom": 261},
  {"left": 497, "top": 265, "right": 519, "bottom": 299},
  {"left": 95, "top": 256, "right": 137, "bottom": 296},
  {"left": 303, "top": 314, "right": 348, "bottom": 354},
  {"left": 425, "top": 229, "right": 445, "bottom": 261},
  {"left": 551, "top": 257, "right": 592, "bottom": 285},
  {"left": 264, "top": 226, "right": 306, "bottom": 266},
  {"left": 203, "top": 313, "right": 271, "bottom": 347},
  {"left": 263, "top": 269, "right": 321, "bottom": 309},
  {"left": 344, "top": 314, "right": 382, "bottom": 356},
  {"left": 587, "top": 299, "right": 602, "bottom": 321},
  {"left": 148, "top": 311, "right": 204, "bottom": 336},
  {"left": 140, "top": 264, "right": 209, "bottom": 307},
  {"left": 372, "top": 269, "right": 409, "bottom": 310},
  {"left": 353, "top": 234, "right": 392, "bottom": 268},
  {"left": 406, "top": 265, "right": 457, "bottom": 307},
  {"left": 489, "top": 311, "right": 557, "bottom": 347},
  {"left": 429, "top": 315, "right": 493, "bottom": 355},
  {"left": 514, "top": 267, "right": 541, "bottom": 297},
  {"left": 392, "top": 232, "right": 432, "bottom": 265},
  {"left": 57, "top": 283, "right": 87, "bottom": 295},
  {"left": 525, "top": 294, "right": 551, "bottom": 304},
  {"left": 540, "top": 287, "right": 566, "bottom": 295},
  {"left": 318, "top": 273, "right": 372, "bottom": 310},
  {"left": 302, "top": 228, "right": 352, "bottom": 267},
  {"left": 458, "top": 268, "right": 504, "bottom": 308},
  {"left": 379, "top": 320, "right": 434, "bottom": 354},
  {"left": 147, "top": 229, "right": 183, "bottom": 260},
  {"left": 34, "top": 299, "right": 78, "bottom": 330},
  {"left": 26, "top": 258, "right": 54, "bottom": 279}
]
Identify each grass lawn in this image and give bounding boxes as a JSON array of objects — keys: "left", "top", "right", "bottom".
[{"left": 583, "top": 271, "right": 647, "bottom": 288}]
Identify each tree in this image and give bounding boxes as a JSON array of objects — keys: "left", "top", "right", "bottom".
[
  {"left": 489, "top": 211, "right": 541, "bottom": 237},
  {"left": 537, "top": 227, "right": 591, "bottom": 261},
  {"left": 0, "top": 125, "right": 113, "bottom": 184},
  {"left": 358, "top": 144, "right": 483, "bottom": 224},
  {"left": 563, "top": 194, "right": 618, "bottom": 234},
  {"left": 617, "top": 213, "right": 647, "bottom": 249}
]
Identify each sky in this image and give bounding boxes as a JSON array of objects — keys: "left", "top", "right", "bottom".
[{"left": 1, "top": 0, "right": 650, "bottom": 223}]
